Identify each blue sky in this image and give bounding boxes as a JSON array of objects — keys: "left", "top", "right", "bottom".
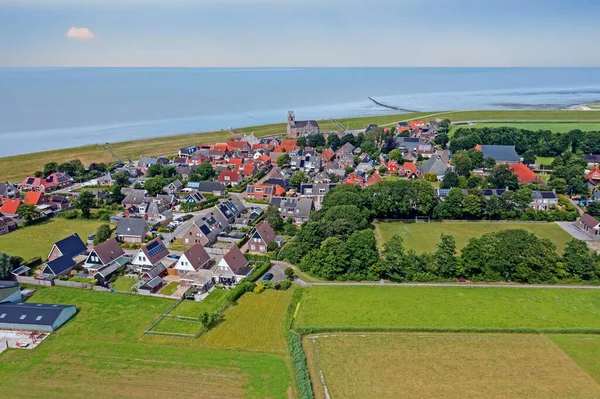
[{"left": 0, "top": 0, "right": 599, "bottom": 66}]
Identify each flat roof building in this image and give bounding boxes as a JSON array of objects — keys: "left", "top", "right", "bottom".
[{"left": 0, "top": 302, "right": 76, "bottom": 332}]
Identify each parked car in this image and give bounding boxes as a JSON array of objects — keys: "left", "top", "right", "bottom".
[{"left": 262, "top": 273, "right": 274, "bottom": 281}]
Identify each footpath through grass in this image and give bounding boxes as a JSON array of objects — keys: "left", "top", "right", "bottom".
[
  {"left": 297, "top": 286, "right": 600, "bottom": 332},
  {"left": 374, "top": 221, "right": 572, "bottom": 254},
  {"left": 0, "top": 218, "right": 103, "bottom": 259},
  {"left": 0, "top": 287, "right": 292, "bottom": 399}
]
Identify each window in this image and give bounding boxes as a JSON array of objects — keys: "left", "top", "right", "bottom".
[
  {"left": 0, "top": 314, "right": 5, "bottom": 319},
  {"left": 36, "top": 316, "right": 43, "bottom": 321},
  {"left": 20, "top": 315, "right": 26, "bottom": 320},
  {"left": 250, "top": 245, "right": 256, "bottom": 250},
  {"left": 259, "top": 246, "right": 265, "bottom": 252}
]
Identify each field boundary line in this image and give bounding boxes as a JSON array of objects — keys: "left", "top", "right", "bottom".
[
  {"left": 305, "top": 282, "right": 600, "bottom": 289},
  {"left": 295, "top": 326, "right": 600, "bottom": 335}
]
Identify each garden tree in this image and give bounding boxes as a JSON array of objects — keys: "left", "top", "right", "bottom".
[
  {"left": 43, "top": 162, "right": 59, "bottom": 177},
  {"left": 379, "top": 235, "right": 407, "bottom": 281},
  {"left": 460, "top": 229, "right": 559, "bottom": 283},
  {"left": 378, "top": 166, "right": 388, "bottom": 174},
  {"left": 322, "top": 184, "right": 366, "bottom": 211},
  {"left": 438, "top": 119, "right": 451, "bottom": 134},
  {"left": 440, "top": 172, "right": 459, "bottom": 189},
  {"left": 513, "top": 187, "right": 534, "bottom": 210},
  {"left": 433, "top": 188, "right": 464, "bottom": 219},
  {"left": 360, "top": 137, "right": 378, "bottom": 158},
  {"left": 466, "top": 148, "right": 484, "bottom": 169},
  {"left": 0, "top": 253, "right": 12, "bottom": 280},
  {"left": 34, "top": 171, "right": 43, "bottom": 178},
  {"left": 487, "top": 164, "right": 519, "bottom": 190},
  {"left": 457, "top": 176, "right": 468, "bottom": 189},
  {"left": 276, "top": 153, "right": 290, "bottom": 167},
  {"left": 94, "top": 224, "right": 112, "bottom": 245},
  {"left": 587, "top": 201, "right": 600, "bottom": 217},
  {"left": 483, "top": 157, "right": 496, "bottom": 169},
  {"left": 522, "top": 150, "right": 537, "bottom": 166},
  {"left": 344, "top": 229, "right": 379, "bottom": 280},
  {"left": 289, "top": 171, "right": 309, "bottom": 188},
  {"left": 194, "top": 162, "right": 216, "bottom": 181},
  {"left": 363, "top": 179, "right": 436, "bottom": 219},
  {"left": 109, "top": 184, "right": 125, "bottom": 205},
  {"left": 75, "top": 191, "right": 95, "bottom": 219},
  {"left": 327, "top": 134, "right": 341, "bottom": 150},
  {"left": 147, "top": 163, "right": 165, "bottom": 177},
  {"left": 316, "top": 205, "right": 369, "bottom": 239},
  {"left": 112, "top": 171, "right": 130, "bottom": 186},
  {"left": 467, "top": 175, "right": 484, "bottom": 189},
  {"left": 264, "top": 205, "right": 284, "bottom": 232},
  {"left": 283, "top": 221, "right": 298, "bottom": 237},
  {"left": 388, "top": 149, "right": 404, "bottom": 162},
  {"left": 17, "top": 203, "right": 38, "bottom": 223},
  {"left": 449, "top": 133, "right": 480, "bottom": 152},
  {"left": 435, "top": 234, "right": 458, "bottom": 279},
  {"left": 562, "top": 239, "right": 599, "bottom": 280},
  {"left": 423, "top": 172, "right": 437, "bottom": 182},
  {"left": 498, "top": 191, "right": 518, "bottom": 219},
  {"left": 548, "top": 177, "right": 567, "bottom": 194},
  {"left": 58, "top": 159, "right": 85, "bottom": 177},
  {"left": 452, "top": 151, "right": 473, "bottom": 176},
  {"left": 284, "top": 267, "right": 295, "bottom": 280},
  {"left": 307, "top": 133, "right": 326, "bottom": 148},
  {"left": 340, "top": 134, "right": 356, "bottom": 146},
  {"left": 434, "top": 133, "right": 449, "bottom": 149},
  {"left": 143, "top": 176, "right": 168, "bottom": 196},
  {"left": 463, "top": 191, "right": 484, "bottom": 218},
  {"left": 383, "top": 136, "right": 397, "bottom": 153},
  {"left": 550, "top": 152, "right": 588, "bottom": 195},
  {"left": 296, "top": 136, "right": 307, "bottom": 148}
]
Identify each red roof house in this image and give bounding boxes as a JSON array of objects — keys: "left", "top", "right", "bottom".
[
  {"left": 344, "top": 172, "right": 365, "bottom": 187},
  {"left": 24, "top": 191, "right": 46, "bottom": 206},
  {"left": 384, "top": 160, "right": 400, "bottom": 173},
  {"left": 0, "top": 199, "right": 22, "bottom": 215},
  {"left": 509, "top": 163, "right": 544, "bottom": 184},
  {"left": 586, "top": 167, "right": 600, "bottom": 181},
  {"left": 366, "top": 172, "right": 383, "bottom": 186},
  {"left": 400, "top": 162, "right": 419, "bottom": 178},
  {"left": 217, "top": 171, "right": 243, "bottom": 186}
]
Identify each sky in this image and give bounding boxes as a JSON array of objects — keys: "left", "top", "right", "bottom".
[{"left": 0, "top": 0, "right": 599, "bottom": 67}]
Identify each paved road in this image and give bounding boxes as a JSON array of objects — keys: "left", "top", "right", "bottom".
[{"left": 556, "top": 221, "right": 595, "bottom": 241}]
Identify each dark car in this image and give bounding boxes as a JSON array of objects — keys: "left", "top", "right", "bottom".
[{"left": 262, "top": 273, "right": 274, "bottom": 281}]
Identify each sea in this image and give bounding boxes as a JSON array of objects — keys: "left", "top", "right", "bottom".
[{"left": 1, "top": 67, "right": 600, "bottom": 157}]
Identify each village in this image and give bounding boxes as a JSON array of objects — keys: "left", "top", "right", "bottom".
[{"left": 1, "top": 110, "right": 600, "bottom": 309}]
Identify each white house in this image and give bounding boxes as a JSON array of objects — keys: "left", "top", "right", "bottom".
[{"left": 173, "top": 244, "right": 211, "bottom": 275}]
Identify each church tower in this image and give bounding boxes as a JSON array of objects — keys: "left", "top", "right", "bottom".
[{"left": 287, "top": 111, "right": 296, "bottom": 127}]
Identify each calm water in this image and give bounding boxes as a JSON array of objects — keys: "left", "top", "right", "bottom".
[{"left": 1, "top": 67, "right": 600, "bottom": 157}]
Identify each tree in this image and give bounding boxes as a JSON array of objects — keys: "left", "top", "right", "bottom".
[
  {"left": 0, "top": 252, "right": 12, "bottom": 280},
  {"left": 147, "top": 163, "right": 165, "bottom": 177},
  {"left": 290, "top": 171, "right": 308, "bottom": 188},
  {"left": 467, "top": 175, "right": 484, "bottom": 189},
  {"left": 388, "top": 149, "right": 404, "bottom": 162},
  {"left": 463, "top": 193, "right": 483, "bottom": 218},
  {"left": 143, "top": 176, "right": 167, "bottom": 196},
  {"left": 562, "top": 239, "right": 598, "bottom": 280},
  {"left": 327, "top": 134, "right": 341, "bottom": 150},
  {"left": 436, "top": 234, "right": 458, "bottom": 279},
  {"left": 113, "top": 171, "right": 130, "bottom": 186},
  {"left": 522, "top": 150, "right": 537, "bottom": 166},
  {"left": 264, "top": 205, "right": 284, "bottom": 232},
  {"left": 43, "top": 162, "right": 59, "bottom": 177},
  {"left": 588, "top": 201, "right": 600, "bottom": 217},
  {"left": 109, "top": 184, "right": 125, "bottom": 205},
  {"left": 466, "top": 148, "right": 484, "bottom": 169},
  {"left": 94, "top": 224, "right": 112, "bottom": 245},
  {"left": 434, "top": 134, "right": 449, "bottom": 149},
  {"left": 452, "top": 151, "right": 473, "bottom": 176},
  {"left": 276, "top": 154, "right": 290, "bottom": 168},
  {"left": 284, "top": 267, "right": 295, "bottom": 280},
  {"left": 380, "top": 235, "right": 407, "bottom": 281},
  {"left": 433, "top": 188, "right": 464, "bottom": 219},
  {"left": 17, "top": 203, "right": 38, "bottom": 224},
  {"left": 548, "top": 177, "right": 567, "bottom": 194},
  {"left": 307, "top": 133, "right": 326, "bottom": 148},
  {"left": 195, "top": 162, "right": 216, "bottom": 181},
  {"left": 75, "top": 191, "right": 95, "bottom": 219},
  {"left": 344, "top": 230, "right": 379, "bottom": 279},
  {"left": 487, "top": 164, "right": 519, "bottom": 190},
  {"left": 296, "top": 137, "right": 307, "bottom": 148},
  {"left": 440, "top": 172, "right": 459, "bottom": 189},
  {"left": 483, "top": 157, "right": 496, "bottom": 169}
]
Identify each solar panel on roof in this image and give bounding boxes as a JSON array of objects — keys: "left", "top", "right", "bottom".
[
  {"left": 200, "top": 225, "right": 211, "bottom": 235},
  {"left": 541, "top": 192, "right": 556, "bottom": 198},
  {"left": 147, "top": 241, "right": 166, "bottom": 257}
]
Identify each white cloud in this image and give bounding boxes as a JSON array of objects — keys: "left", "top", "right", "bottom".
[{"left": 66, "top": 27, "right": 95, "bottom": 40}]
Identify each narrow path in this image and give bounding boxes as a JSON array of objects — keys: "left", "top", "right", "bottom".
[
  {"left": 330, "top": 118, "right": 346, "bottom": 130},
  {"left": 99, "top": 144, "right": 123, "bottom": 163}
]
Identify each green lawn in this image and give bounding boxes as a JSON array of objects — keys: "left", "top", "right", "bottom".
[
  {"left": 374, "top": 221, "right": 573, "bottom": 254},
  {"left": 458, "top": 121, "right": 600, "bottom": 133},
  {"left": 549, "top": 335, "right": 600, "bottom": 384},
  {"left": 0, "top": 218, "right": 103, "bottom": 259},
  {"left": 297, "top": 286, "right": 600, "bottom": 331},
  {"left": 169, "top": 288, "right": 229, "bottom": 318},
  {"left": 151, "top": 318, "right": 202, "bottom": 335},
  {"left": 112, "top": 277, "right": 138, "bottom": 292},
  {"left": 159, "top": 281, "right": 179, "bottom": 296},
  {"left": 68, "top": 276, "right": 93, "bottom": 283},
  {"left": 0, "top": 287, "right": 292, "bottom": 399}
]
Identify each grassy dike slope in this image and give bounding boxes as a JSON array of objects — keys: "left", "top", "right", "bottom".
[{"left": 3, "top": 110, "right": 600, "bottom": 182}]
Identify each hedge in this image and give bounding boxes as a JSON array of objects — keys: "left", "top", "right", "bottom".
[
  {"left": 248, "top": 260, "right": 272, "bottom": 283},
  {"left": 295, "top": 326, "right": 600, "bottom": 335},
  {"left": 226, "top": 281, "right": 253, "bottom": 302}
]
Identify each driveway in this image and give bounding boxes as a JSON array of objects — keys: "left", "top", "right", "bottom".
[
  {"left": 555, "top": 221, "right": 599, "bottom": 241},
  {"left": 269, "top": 260, "right": 291, "bottom": 283}
]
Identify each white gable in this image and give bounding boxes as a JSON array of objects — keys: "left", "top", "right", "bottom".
[
  {"left": 174, "top": 253, "right": 196, "bottom": 272},
  {"left": 132, "top": 249, "right": 153, "bottom": 267}
]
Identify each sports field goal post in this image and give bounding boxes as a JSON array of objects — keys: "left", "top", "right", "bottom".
[{"left": 415, "top": 216, "right": 430, "bottom": 223}]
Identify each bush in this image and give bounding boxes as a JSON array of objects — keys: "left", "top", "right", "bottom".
[
  {"left": 227, "top": 281, "right": 252, "bottom": 302},
  {"left": 287, "top": 331, "right": 314, "bottom": 399},
  {"left": 22, "top": 257, "right": 42, "bottom": 267},
  {"left": 285, "top": 267, "right": 295, "bottom": 280},
  {"left": 253, "top": 283, "right": 265, "bottom": 294},
  {"left": 248, "top": 260, "right": 272, "bottom": 282},
  {"left": 279, "top": 280, "right": 292, "bottom": 290},
  {"left": 61, "top": 210, "right": 79, "bottom": 219}
]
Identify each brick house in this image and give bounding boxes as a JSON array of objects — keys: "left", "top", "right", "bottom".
[
  {"left": 245, "top": 184, "right": 285, "bottom": 201},
  {"left": 248, "top": 221, "right": 277, "bottom": 254}
]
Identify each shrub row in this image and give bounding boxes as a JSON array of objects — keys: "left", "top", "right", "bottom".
[
  {"left": 226, "top": 281, "right": 253, "bottom": 302},
  {"left": 247, "top": 260, "right": 272, "bottom": 283},
  {"left": 295, "top": 326, "right": 600, "bottom": 335},
  {"left": 287, "top": 331, "right": 314, "bottom": 399}
]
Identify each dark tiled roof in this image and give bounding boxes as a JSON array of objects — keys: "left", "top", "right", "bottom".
[
  {"left": 53, "top": 233, "right": 87, "bottom": 258},
  {"left": 182, "top": 244, "right": 211, "bottom": 270},
  {"left": 222, "top": 246, "right": 249, "bottom": 274},
  {"left": 142, "top": 238, "right": 169, "bottom": 265},
  {"left": 45, "top": 256, "right": 76, "bottom": 276},
  {"left": 93, "top": 238, "right": 125, "bottom": 265},
  {"left": 581, "top": 213, "right": 600, "bottom": 228},
  {"left": 0, "top": 302, "right": 76, "bottom": 327},
  {"left": 480, "top": 145, "right": 520, "bottom": 163},
  {"left": 116, "top": 218, "right": 149, "bottom": 238}
]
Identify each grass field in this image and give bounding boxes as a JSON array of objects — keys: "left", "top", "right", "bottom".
[
  {"left": 297, "top": 286, "right": 600, "bottom": 331},
  {"left": 152, "top": 318, "right": 202, "bottom": 335},
  {"left": 3, "top": 109, "right": 600, "bottom": 182},
  {"left": 0, "top": 287, "right": 292, "bottom": 399},
  {"left": 0, "top": 218, "right": 103, "bottom": 259},
  {"left": 456, "top": 121, "right": 600, "bottom": 132},
  {"left": 304, "top": 333, "right": 600, "bottom": 399},
  {"left": 112, "top": 277, "right": 138, "bottom": 291},
  {"left": 160, "top": 281, "right": 179, "bottom": 296},
  {"left": 169, "top": 289, "right": 229, "bottom": 318},
  {"left": 549, "top": 335, "right": 600, "bottom": 383},
  {"left": 374, "top": 221, "right": 572, "bottom": 254}
]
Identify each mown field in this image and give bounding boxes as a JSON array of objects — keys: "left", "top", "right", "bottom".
[
  {"left": 3, "top": 109, "right": 600, "bottom": 182},
  {"left": 459, "top": 121, "right": 600, "bottom": 132},
  {"left": 297, "top": 286, "right": 600, "bottom": 331},
  {"left": 0, "top": 218, "right": 103, "bottom": 259},
  {"left": 304, "top": 333, "right": 600, "bottom": 399},
  {"left": 374, "top": 221, "right": 572, "bottom": 254},
  {"left": 0, "top": 287, "right": 293, "bottom": 399}
]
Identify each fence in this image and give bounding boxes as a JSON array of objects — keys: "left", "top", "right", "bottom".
[
  {"left": 205, "top": 247, "right": 229, "bottom": 255},
  {"left": 16, "top": 277, "right": 52, "bottom": 286},
  {"left": 54, "top": 280, "right": 93, "bottom": 289}
]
